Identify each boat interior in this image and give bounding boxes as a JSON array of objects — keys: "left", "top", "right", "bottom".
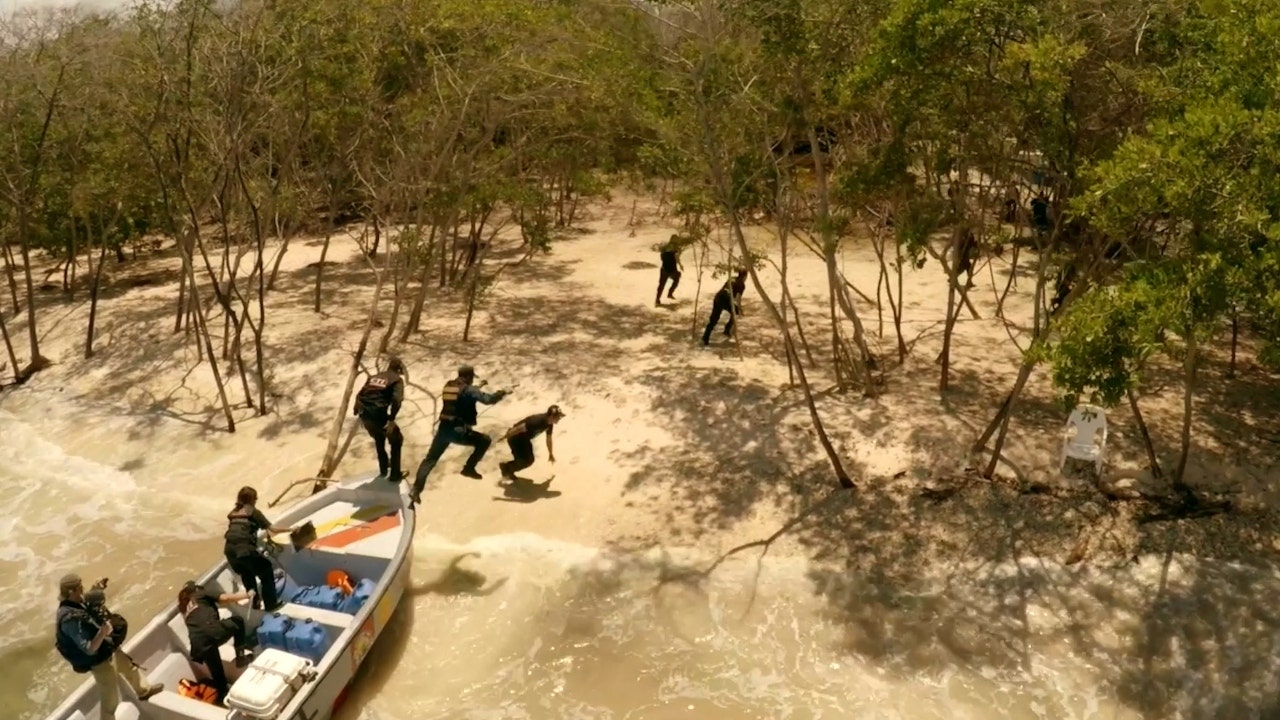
[{"left": 56, "top": 478, "right": 410, "bottom": 720}]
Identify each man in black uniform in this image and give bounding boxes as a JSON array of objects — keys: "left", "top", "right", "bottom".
[
  {"left": 701, "top": 269, "right": 748, "bottom": 346},
  {"left": 655, "top": 235, "right": 684, "bottom": 306},
  {"left": 411, "top": 365, "right": 509, "bottom": 505},
  {"left": 353, "top": 356, "right": 407, "bottom": 482},
  {"left": 498, "top": 404, "right": 565, "bottom": 480}
]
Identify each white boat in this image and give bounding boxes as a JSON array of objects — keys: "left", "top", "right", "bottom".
[{"left": 44, "top": 474, "right": 415, "bottom": 720}]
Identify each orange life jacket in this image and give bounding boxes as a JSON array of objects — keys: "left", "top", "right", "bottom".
[
  {"left": 178, "top": 678, "right": 219, "bottom": 704},
  {"left": 326, "top": 569, "right": 355, "bottom": 596}
]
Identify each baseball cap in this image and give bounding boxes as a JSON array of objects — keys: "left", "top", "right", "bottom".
[
  {"left": 547, "top": 404, "right": 565, "bottom": 418},
  {"left": 458, "top": 364, "right": 475, "bottom": 378}
]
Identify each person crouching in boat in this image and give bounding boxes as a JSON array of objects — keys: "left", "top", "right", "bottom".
[
  {"left": 54, "top": 574, "right": 163, "bottom": 715},
  {"left": 178, "top": 581, "right": 254, "bottom": 703},
  {"left": 223, "top": 486, "right": 296, "bottom": 613}
]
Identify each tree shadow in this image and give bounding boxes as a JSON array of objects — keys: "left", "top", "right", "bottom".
[{"left": 707, "top": 474, "right": 1280, "bottom": 719}]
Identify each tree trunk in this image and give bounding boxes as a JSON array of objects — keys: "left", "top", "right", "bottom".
[
  {"left": 64, "top": 222, "right": 77, "bottom": 296},
  {"left": 16, "top": 206, "right": 47, "bottom": 373},
  {"left": 974, "top": 352, "right": 1034, "bottom": 474},
  {"left": 806, "top": 124, "right": 874, "bottom": 391},
  {"left": 0, "top": 306, "right": 18, "bottom": 383},
  {"left": 462, "top": 265, "right": 481, "bottom": 342},
  {"left": 266, "top": 217, "right": 289, "bottom": 292},
  {"left": 314, "top": 229, "right": 332, "bottom": 313},
  {"left": 235, "top": 157, "right": 270, "bottom": 416},
  {"left": 786, "top": 288, "right": 816, "bottom": 369},
  {"left": 1126, "top": 387, "right": 1162, "bottom": 479},
  {"left": 1172, "top": 330, "right": 1197, "bottom": 492},
  {"left": 367, "top": 214, "right": 382, "bottom": 258},
  {"left": 728, "top": 213, "right": 853, "bottom": 489},
  {"left": 827, "top": 283, "right": 847, "bottom": 388},
  {"left": 317, "top": 253, "right": 390, "bottom": 483},
  {"left": 174, "top": 255, "right": 188, "bottom": 334},
  {"left": 1228, "top": 311, "right": 1238, "bottom": 379},
  {"left": 938, "top": 225, "right": 964, "bottom": 393},
  {"left": 689, "top": 236, "right": 708, "bottom": 341},
  {"left": 84, "top": 234, "right": 109, "bottom": 360},
  {"left": 998, "top": 245, "right": 1020, "bottom": 317},
  {"left": 2, "top": 241, "right": 20, "bottom": 315},
  {"left": 402, "top": 264, "right": 432, "bottom": 341},
  {"left": 178, "top": 229, "right": 237, "bottom": 432},
  {"left": 379, "top": 265, "right": 404, "bottom": 355},
  {"left": 874, "top": 244, "right": 886, "bottom": 338}
]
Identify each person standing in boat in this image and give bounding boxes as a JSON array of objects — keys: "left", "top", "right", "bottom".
[
  {"left": 178, "top": 581, "right": 254, "bottom": 703},
  {"left": 353, "top": 356, "right": 407, "bottom": 483},
  {"left": 410, "top": 365, "right": 509, "bottom": 505},
  {"left": 224, "top": 486, "right": 296, "bottom": 613},
  {"left": 498, "top": 404, "right": 565, "bottom": 481},
  {"left": 54, "top": 574, "right": 164, "bottom": 715}
]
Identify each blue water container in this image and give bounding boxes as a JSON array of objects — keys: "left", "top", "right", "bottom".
[
  {"left": 293, "top": 586, "right": 346, "bottom": 612},
  {"left": 339, "top": 579, "right": 376, "bottom": 614},
  {"left": 256, "top": 613, "right": 292, "bottom": 650},
  {"left": 284, "top": 619, "right": 329, "bottom": 662},
  {"left": 273, "top": 570, "right": 303, "bottom": 604}
]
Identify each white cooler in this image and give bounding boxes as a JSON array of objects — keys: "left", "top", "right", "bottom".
[{"left": 225, "top": 648, "right": 315, "bottom": 719}]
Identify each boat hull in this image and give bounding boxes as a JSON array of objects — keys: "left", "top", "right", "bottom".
[{"left": 41, "top": 474, "right": 416, "bottom": 720}]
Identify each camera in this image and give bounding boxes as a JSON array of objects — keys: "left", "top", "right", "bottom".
[
  {"left": 83, "top": 577, "right": 129, "bottom": 648},
  {"left": 83, "top": 578, "right": 110, "bottom": 622}
]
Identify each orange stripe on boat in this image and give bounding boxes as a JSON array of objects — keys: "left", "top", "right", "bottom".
[{"left": 310, "top": 513, "right": 400, "bottom": 549}]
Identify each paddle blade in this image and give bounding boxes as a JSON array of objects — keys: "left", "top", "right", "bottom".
[{"left": 291, "top": 522, "right": 317, "bottom": 551}]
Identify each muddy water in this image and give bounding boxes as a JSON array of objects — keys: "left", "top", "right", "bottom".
[{"left": 3, "top": 408, "right": 1278, "bottom": 720}]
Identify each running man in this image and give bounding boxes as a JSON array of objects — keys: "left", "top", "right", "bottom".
[
  {"left": 411, "top": 365, "right": 509, "bottom": 505},
  {"left": 701, "top": 269, "right": 748, "bottom": 346},
  {"left": 656, "top": 235, "right": 684, "bottom": 306},
  {"left": 353, "top": 356, "right": 406, "bottom": 482},
  {"left": 498, "top": 405, "right": 565, "bottom": 480}
]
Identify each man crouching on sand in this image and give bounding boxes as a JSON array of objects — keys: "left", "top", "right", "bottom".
[{"left": 498, "top": 404, "right": 564, "bottom": 482}]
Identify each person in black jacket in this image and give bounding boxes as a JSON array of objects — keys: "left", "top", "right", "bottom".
[
  {"left": 701, "top": 269, "right": 748, "bottom": 346},
  {"left": 178, "top": 581, "right": 254, "bottom": 703},
  {"left": 498, "top": 405, "right": 565, "bottom": 480},
  {"left": 223, "top": 487, "right": 296, "bottom": 612},
  {"left": 353, "top": 356, "right": 407, "bottom": 482},
  {"left": 410, "top": 365, "right": 509, "bottom": 505},
  {"left": 54, "top": 574, "right": 163, "bottom": 715},
  {"left": 655, "top": 235, "right": 684, "bottom": 306}
]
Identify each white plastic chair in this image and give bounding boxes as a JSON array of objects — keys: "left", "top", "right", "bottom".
[{"left": 1061, "top": 404, "right": 1108, "bottom": 478}]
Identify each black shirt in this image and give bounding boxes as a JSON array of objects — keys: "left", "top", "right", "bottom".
[
  {"left": 355, "top": 371, "right": 404, "bottom": 418},
  {"left": 512, "top": 413, "right": 553, "bottom": 440},
  {"left": 184, "top": 588, "right": 228, "bottom": 657},
  {"left": 660, "top": 249, "right": 678, "bottom": 271},
  {"left": 718, "top": 276, "right": 746, "bottom": 300},
  {"left": 224, "top": 505, "right": 272, "bottom": 558}
]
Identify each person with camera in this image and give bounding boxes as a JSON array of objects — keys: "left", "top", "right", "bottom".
[
  {"left": 178, "top": 581, "right": 254, "bottom": 703},
  {"left": 54, "top": 574, "right": 163, "bottom": 717}
]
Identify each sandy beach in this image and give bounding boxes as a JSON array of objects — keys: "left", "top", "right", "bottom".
[{"left": 4, "top": 193, "right": 1280, "bottom": 719}]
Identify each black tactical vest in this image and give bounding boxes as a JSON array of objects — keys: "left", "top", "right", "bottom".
[{"left": 223, "top": 505, "right": 261, "bottom": 559}]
